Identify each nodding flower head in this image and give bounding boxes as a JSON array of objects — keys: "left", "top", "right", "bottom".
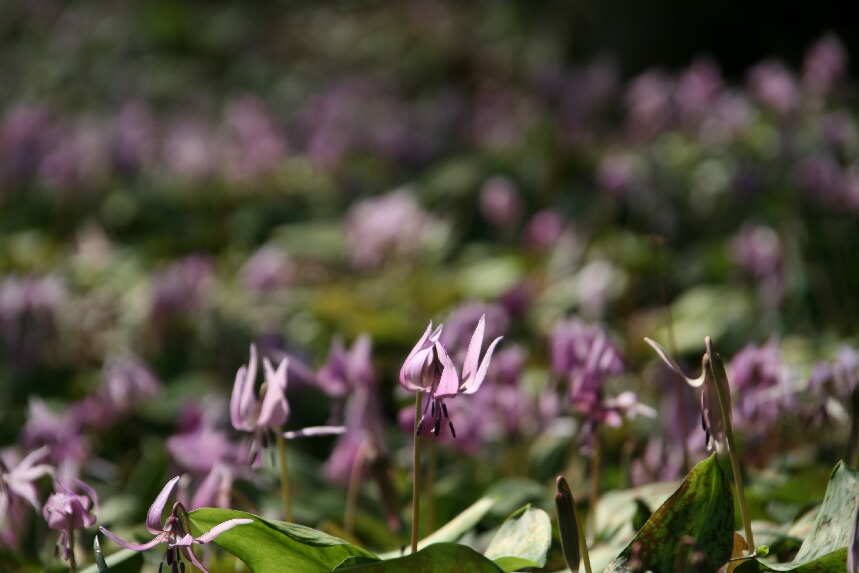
[
  {"left": 231, "top": 345, "right": 344, "bottom": 467},
  {"left": 99, "top": 476, "right": 252, "bottom": 573},
  {"left": 42, "top": 479, "right": 98, "bottom": 562},
  {"left": 400, "top": 315, "right": 502, "bottom": 438}
]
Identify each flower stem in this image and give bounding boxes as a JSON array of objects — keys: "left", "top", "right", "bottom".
[
  {"left": 705, "top": 337, "right": 754, "bottom": 551},
  {"left": 345, "top": 440, "right": 370, "bottom": 535},
  {"left": 68, "top": 516, "right": 76, "bottom": 573},
  {"left": 588, "top": 431, "right": 601, "bottom": 543},
  {"left": 276, "top": 433, "right": 292, "bottom": 522},
  {"left": 427, "top": 438, "right": 437, "bottom": 534},
  {"left": 411, "top": 392, "right": 423, "bottom": 554}
]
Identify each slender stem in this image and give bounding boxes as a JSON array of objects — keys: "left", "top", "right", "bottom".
[
  {"left": 345, "top": 440, "right": 370, "bottom": 535},
  {"left": 68, "top": 517, "right": 76, "bottom": 573},
  {"left": 588, "top": 431, "right": 601, "bottom": 543},
  {"left": 577, "top": 499, "right": 593, "bottom": 573},
  {"left": 705, "top": 337, "right": 754, "bottom": 551},
  {"left": 426, "top": 438, "right": 437, "bottom": 534},
  {"left": 847, "top": 386, "right": 859, "bottom": 468},
  {"left": 411, "top": 392, "right": 423, "bottom": 554},
  {"left": 276, "top": 433, "right": 292, "bottom": 522}
]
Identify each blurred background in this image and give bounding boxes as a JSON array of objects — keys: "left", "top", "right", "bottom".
[{"left": 2, "top": 0, "right": 859, "bottom": 543}]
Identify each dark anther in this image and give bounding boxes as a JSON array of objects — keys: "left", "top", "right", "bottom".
[
  {"left": 180, "top": 561, "right": 186, "bottom": 573},
  {"left": 166, "top": 548, "right": 173, "bottom": 565},
  {"left": 448, "top": 421, "right": 456, "bottom": 438},
  {"left": 433, "top": 418, "right": 441, "bottom": 436}
]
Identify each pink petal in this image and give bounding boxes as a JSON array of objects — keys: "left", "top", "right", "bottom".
[
  {"left": 433, "top": 342, "right": 460, "bottom": 399},
  {"left": 99, "top": 526, "right": 165, "bottom": 551},
  {"left": 239, "top": 345, "right": 260, "bottom": 422},
  {"left": 461, "top": 336, "right": 502, "bottom": 395},
  {"left": 399, "top": 322, "right": 432, "bottom": 384},
  {"left": 195, "top": 518, "right": 254, "bottom": 543},
  {"left": 146, "top": 476, "right": 180, "bottom": 534},
  {"left": 282, "top": 425, "right": 346, "bottom": 439},
  {"left": 230, "top": 365, "right": 250, "bottom": 431},
  {"left": 257, "top": 358, "right": 289, "bottom": 428},
  {"left": 460, "top": 315, "right": 486, "bottom": 385}
]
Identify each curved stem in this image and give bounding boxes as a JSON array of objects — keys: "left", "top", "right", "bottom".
[
  {"left": 276, "top": 433, "right": 292, "bottom": 522},
  {"left": 705, "top": 337, "right": 754, "bottom": 551},
  {"left": 411, "top": 392, "right": 423, "bottom": 554}
]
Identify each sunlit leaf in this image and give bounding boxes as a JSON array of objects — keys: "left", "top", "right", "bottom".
[
  {"left": 188, "top": 508, "right": 379, "bottom": 573},
  {"left": 483, "top": 505, "right": 552, "bottom": 571},
  {"left": 335, "top": 543, "right": 503, "bottom": 572},
  {"left": 604, "top": 453, "right": 735, "bottom": 573},
  {"left": 741, "top": 461, "right": 859, "bottom": 572}
]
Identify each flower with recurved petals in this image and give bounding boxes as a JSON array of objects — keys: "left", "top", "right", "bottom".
[
  {"left": 400, "top": 315, "right": 502, "bottom": 437},
  {"left": 99, "top": 476, "right": 251, "bottom": 573},
  {"left": 231, "top": 344, "right": 344, "bottom": 467}
]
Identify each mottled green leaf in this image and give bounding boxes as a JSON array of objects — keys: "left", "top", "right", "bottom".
[
  {"left": 604, "top": 453, "right": 735, "bottom": 573},
  {"left": 743, "top": 461, "right": 859, "bottom": 572},
  {"left": 188, "top": 508, "right": 379, "bottom": 573},
  {"left": 483, "top": 505, "right": 552, "bottom": 571},
  {"left": 335, "top": 543, "right": 504, "bottom": 572}
]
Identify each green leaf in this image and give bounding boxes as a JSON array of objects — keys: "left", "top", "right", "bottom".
[
  {"left": 744, "top": 461, "right": 859, "bottom": 572},
  {"left": 604, "top": 453, "right": 735, "bottom": 573},
  {"left": 378, "top": 495, "right": 496, "bottom": 560},
  {"left": 188, "top": 508, "right": 379, "bottom": 573},
  {"left": 334, "top": 543, "right": 504, "bottom": 572},
  {"left": 483, "top": 505, "right": 552, "bottom": 571}
]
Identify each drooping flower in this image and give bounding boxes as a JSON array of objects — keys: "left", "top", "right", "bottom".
[
  {"left": 42, "top": 479, "right": 98, "bottom": 562},
  {"left": 231, "top": 344, "right": 344, "bottom": 467},
  {"left": 99, "top": 476, "right": 251, "bottom": 573},
  {"left": 400, "top": 315, "right": 502, "bottom": 437}
]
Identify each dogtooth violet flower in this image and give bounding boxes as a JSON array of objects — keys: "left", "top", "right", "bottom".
[
  {"left": 231, "top": 344, "right": 344, "bottom": 467},
  {"left": 42, "top": 479, "right": 98, "bottom": 562},
  {"left": 400, "top": 314, "right": 502, "bottom": 437},
  {"left": 99, "top": 476, "right": 252, "bottom": 573}
]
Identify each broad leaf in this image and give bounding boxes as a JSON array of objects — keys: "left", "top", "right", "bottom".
[
  {"left": 378, "top": 496, "right": 496, "bottom": 559},
  {"left": 188, "top": 508, "right": 379, "bottom": 573},
  {"left": 335, "top": 542, "right": 504, "bottom": 572},
  {"left": 604, "top": 453, "right": 735, "bottom": 573},
  {"left": 484, "top": 505, "right": 552, "bottom": 571},
  {"left": 741, "top": 461, "right": 859, "bottom": 572}
]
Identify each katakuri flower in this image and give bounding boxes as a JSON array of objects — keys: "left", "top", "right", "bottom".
[
  {"left": 99, "top": 476, "right": 251, "bottom": 573},
  {"left": 400, "top": 315, "right": 502, "bottom": 437},
  {"left": 231, "top": 344, "right": 344, "bottom": 467},
  {"left": 1, "top": 446, "right": 53, "bottom": 545},
  {"left": 42, "top": 479, "right": 98, "bottom": 562}
]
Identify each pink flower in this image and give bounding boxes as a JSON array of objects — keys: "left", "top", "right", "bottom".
[
  {"left": 43, "top": 479, "right": 98, "bottom": 562},
  {"left": 231, "top": 345, "right": 344, "bottom": 467},
  {"left": 99, "top": 476, "right": 251, "bottom": 573},
  {"left": 400, "top": 315, "right": 502, "bottom": 437}
]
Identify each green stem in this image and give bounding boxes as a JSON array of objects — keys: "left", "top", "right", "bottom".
[
  {"left": 427, "top": 438, "right": 436, "bottom": 534},
  {"left": 276, "top": 433, "right": 292, "bottom": 522},
  {"left": 411, "top": 393, "right": 423, "bottom": 554},
  {"left": 68, "top": 516, "right": 76, "bottom": 573},
  {"left": 588, "top": 431, "right": 601, "bottom": 543},
  {"left": 705, "top": 337, "right": 754, "bottom": 551},
  {"left": 344, "top": 440, "right": 370, "bottom": 535}
]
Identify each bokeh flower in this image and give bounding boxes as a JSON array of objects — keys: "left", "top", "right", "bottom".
[{"left": 42, "top": 479, "right": 98, "bottom": 562}]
